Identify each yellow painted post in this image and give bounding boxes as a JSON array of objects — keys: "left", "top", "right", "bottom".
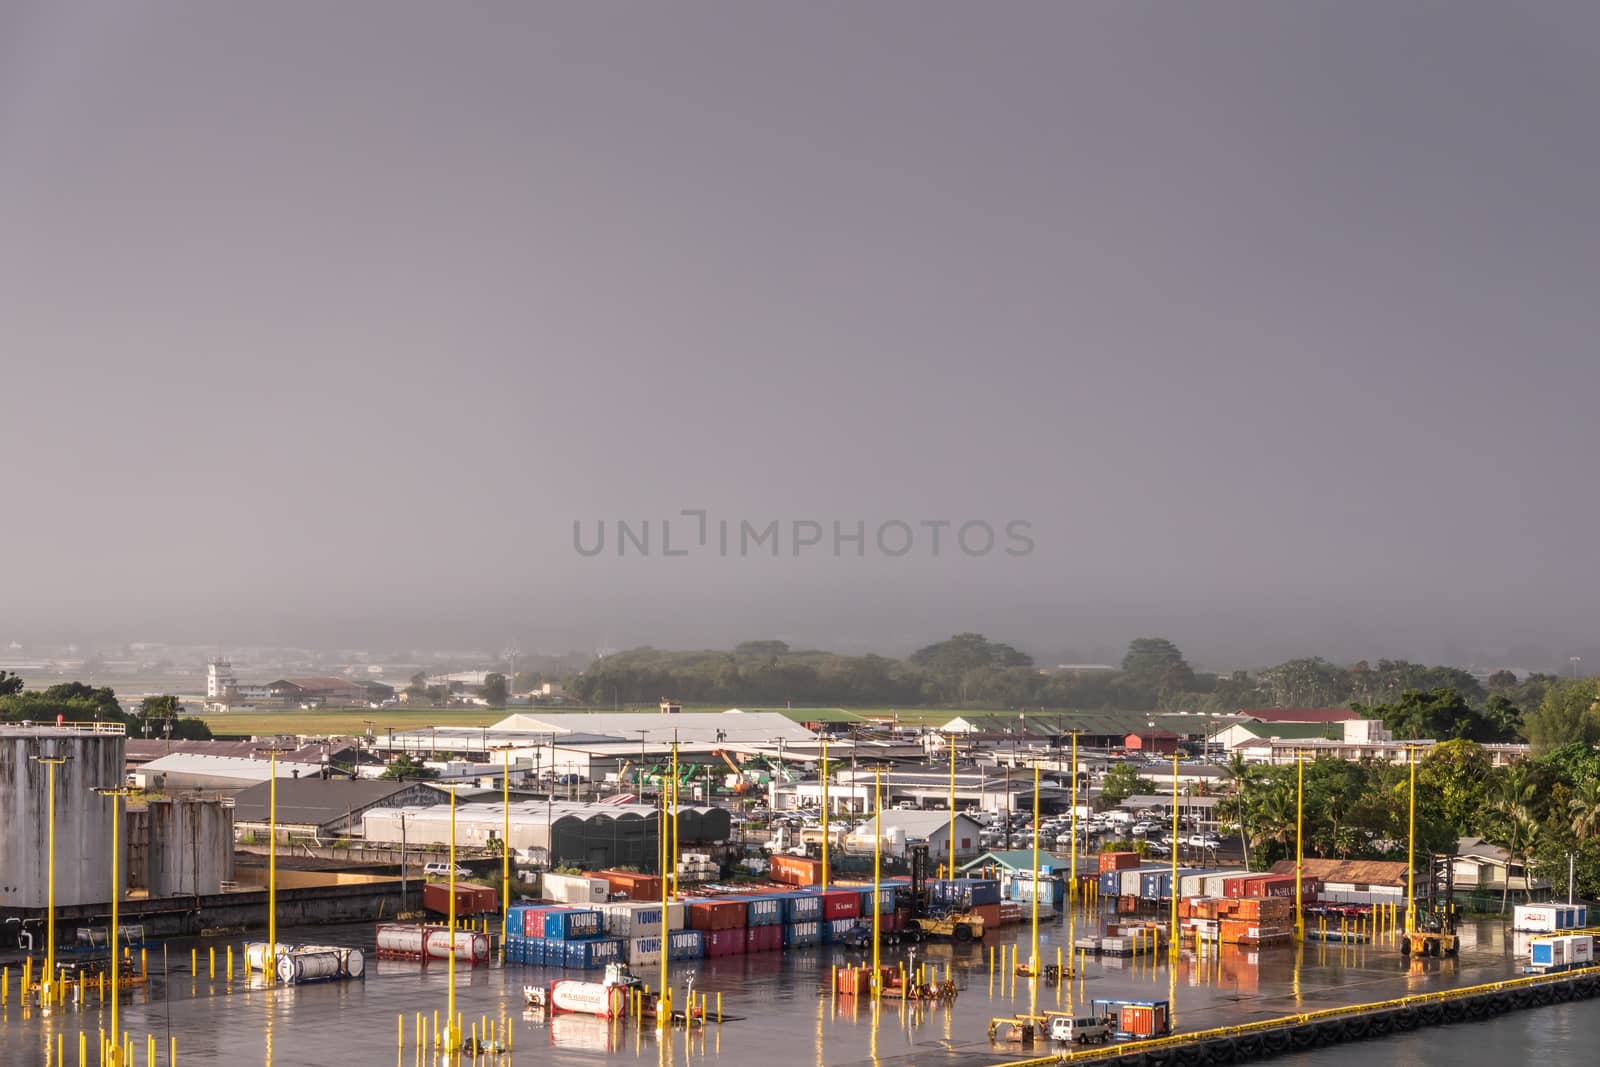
[
  {"left": 1030, "top": 762, "right": 1041, "bottom": 976},
  {"left": 1069, "top": 731, "right": 1079, "bottom": 902},
  {"left": 208, "top": 947, "right": 214, "bottom": 980},
  {"left": 398, "top": 1014, "right": 403, "bottom": 1049},
  {"left": 2, "top": 965, "right": 7, "bottom": 1005},
  {"left": 168, "top": 1037, "right": 175, "bottom": 1067},
  {"left": 79, "top": 1031, "right": 87, "bottom": 1067},
  {"left": 1171, "top": 751, "right": 1180, "bottom": 958},
  {"left": 140, "top": 948, "right": 147, "bottom": 978},
  {"left": 717, "top": 991, "right": 722, "bottom": 1023},
  {"left": 949, "top": 735, "right": 957, "bottom": 878},
  {"left": 226, "top": 946, "right": 233, "bottom": 984},
  {"left": 1295, "top": 750, "right": 1304, "bottom": 943},
  {"left": 872, "top": 769, "right": 882, "bottom": 993},
  {"left": 1406, "top": 747, "right": 1416, "bottom": 934},
  {"left": 821, "top": 739, "right": 829, "bottom": 895},
  {"left": 446, "top": 788, "right": 458, "bottom": 1051}
]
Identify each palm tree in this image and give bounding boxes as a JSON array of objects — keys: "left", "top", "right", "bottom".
[
  {"left": 1221, "top": 752, "right": 1253, "bottom": 869},
  {"left": 1248, "top": 783, "right": 1296, "bottom": 866},
  {"left": 1492, "top": 765, "right": 1537, "bottom": 913},
  {"left": 1570, "top": 778, "right": 1600, "bottom": 842}
]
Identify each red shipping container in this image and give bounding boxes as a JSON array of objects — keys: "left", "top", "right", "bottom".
[
  {"left": 688, "top": 900, "right": 748, "bottom": 931},
  {"left": 596, "top": 870, "right": 664, "bottom": 901},
  {"left": 521, "top": 908, "right": 549, "bottom": 939},
  {"left": 743, "top": 924, "right": 782, "bottom": 953},
  {"left": 771, "top": 855, "right": 824, "bottom": 886},
  {"left": 972, "top": 903, "right": 1002, "bottom": 929},
  {"left": 820, "top": 890, "right": 860, "bottom": 920},
  {"left": 423, "top": 881, "right": 498, "bottom": 917},
  {"left": 704, "top": 928, "right": 746, "bottom": 957},
  {"left": 1099, "top": 852, "right": 1142, "bottom": 874}
]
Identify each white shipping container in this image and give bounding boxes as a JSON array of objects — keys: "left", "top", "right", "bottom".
[
  {"left": 1573, "top": 935, "right": 1595, "bottom": 964},
  {"left": 541, "top": 873, "right": 608, "bottom": 905},
  {"left": 626, "top": 935, "right": 663, "bottom": 967},
  {"left": 1190, "top": 870, "right": 1249, "bottom": 897},
  {"left": 600, "top": 901, "right": 686, "bottom": 938}
]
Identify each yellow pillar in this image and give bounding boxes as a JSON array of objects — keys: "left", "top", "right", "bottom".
[
  {"left": 1295, "top": 750, "right": 1304, "bottom": 942},
  {"left": 820, "top": 739, "right": 829, "bottom": 895},
  {"left": 1030, "top": 763, "right": 1041, "bottom": 976},
  {"left": 871, "top": 769, "right": 882, "bottom": 993},
  {"left": 502, "top": 747, "right": 511, "bottom": 961},
  {"left": 1170, "top": 752, "right": 1179, "bottom": 958},
  {"left": 446, "top": 787, "right": 458, "bottom": 1050},
  {"left": 949, "top": 735, "right": 957, "bottom": 876},
  {"left": 1406, "top": 747, "right": 1416, "bottom": 934}
]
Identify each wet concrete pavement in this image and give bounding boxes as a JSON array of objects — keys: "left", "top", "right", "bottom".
[{"left": 0, "top": 912, "right": 1533, "bottom": 1067}]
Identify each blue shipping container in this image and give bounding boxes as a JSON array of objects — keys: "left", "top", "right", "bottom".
[
  {"left": 744, "top": 896, "right": 784, "bottom": 927},
  {"left": 544, "top": 910, "right": 603, "bottom": 940},
  {"left": 784, "top": 921, "right": 822, "bottom": 948},
  {"left": 784, "top": 894, "right": 823, "bottom": 923},
  {"left": 667, "top": 929, "right": 704, "bottom": 960},
  {"left": 823, "top": 917, "right": 859, "bottom": 943},
  {"left": 1098, "top": 871, "right": 1122, "bottom": 896},
  {"left": 1139, "top": 871, "right": 1173, "bottom": 900}
]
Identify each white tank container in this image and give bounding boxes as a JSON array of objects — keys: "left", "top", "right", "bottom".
[
  {"left": 277, "top": 950, "right": 342, "bottom": 985},
  {"left": 243, "top": 941, "right": 286, "bottom": 973},
  {"left": 425, "top": 930, "right": 490, "bottom": 963},
  {"left": 548, "top": 979, "right": 627, "bottom": 1017},
  {"left": 376, "top": 925, "right": 428, "bottom": 956}
]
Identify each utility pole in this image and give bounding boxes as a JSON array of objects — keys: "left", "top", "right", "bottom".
[
  {"left": 255, "top": 744, "right": 294, "bottom": 982},
  {"left": 94, "top": 786, "right": 133, "bottom": 1066},
  {"left": 31, "top": 752, "right": 69, "bottom": 1002}
]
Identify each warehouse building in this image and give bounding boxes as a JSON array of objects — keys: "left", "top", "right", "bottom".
[{"left": 361, "top": 800, "right": 732, "bottom": 871}]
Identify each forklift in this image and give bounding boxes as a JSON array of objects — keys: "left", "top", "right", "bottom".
[
  {"left": 898, "top": 843, "right": 986, "bottom": 943},
  {"left": 1401, "top": 853, "right": 1459, "bottom": 957}
]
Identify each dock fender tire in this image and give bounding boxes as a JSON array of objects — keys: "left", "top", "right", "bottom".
[
  {"left": 1264, "top": 1030, "right": 1292, "bottom": 1054},
  {"left": 1236, "top": 1034, "right": 1262, "bottom": 1058},
  {"left": 1345, "top": 1015, "right": 1369, "bottom": 1038}
]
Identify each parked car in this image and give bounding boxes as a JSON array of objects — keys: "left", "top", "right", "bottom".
[
  {"left": 1185, "top": 834, "right": 1221, "bottom": 850},
  {"left": 423, "top": 862, "right": 470, "bottom": 878}
]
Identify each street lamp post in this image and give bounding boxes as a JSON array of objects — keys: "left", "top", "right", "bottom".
[
  {"left": 491, "top": 745, "right": 514, "bottom": 961},
  {"left": 255, "top": 745, "right": 294, "bottom": 982},
  {"left": 1406, "top": 746, "right": 1417, "bottom": 934},
  {"left": 820, "top": 738, "right": 829, "bottom": 895},
  {"left": 1295, "top": 750, "right": 1305, "bottom": 943},
  {"left": 31, "top": 753, "right": 69, "bottom": 1002},
  {"left": 94, "top": 786, "right": 132, "bottom": 1065}
]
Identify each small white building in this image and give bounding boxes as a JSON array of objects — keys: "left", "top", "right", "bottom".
[{"left": 842, "top": 811, "right": 983, "bottom": 865}]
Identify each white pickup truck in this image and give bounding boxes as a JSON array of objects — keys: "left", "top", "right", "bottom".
[{"left": 1049, "top": 1015, "right": 1112, "bottom": 1045}]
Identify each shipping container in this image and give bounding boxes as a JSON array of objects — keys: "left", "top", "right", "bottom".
[
  {"left": 1514, "top": 903, "right": 1589, "bottom": 932},
  {"left": 783, "top": 893, "right": 824, "bottom": 923},
  {"left": 784, "top": 921, "right": 822, "bottom": 948},
  {"left": 744, "top": 924, "right": 783, "bottom": 953},
  {"left": 770, "top": 854, "right": 825, "bottom": 886},
  {"left": 626, "top": 935, "right": 663, "bottom": 967},
  {"left": 1099, "top": 852, "right": 1143, "bottom": 874},
  {"left": 687, "top": 899, "right": 748, "bottom": 931},
  {"left": 703, "top": 928, "right": 746, "bottom": 957},
  {"left": 1119, "top": 865, "right": 1166, "bottom": 897},
  {"left": 824, "top": 917, "right": 860, "bottom": 943},
  {"left": 742, "top": 896, "right": 785, "bottom": 927},
  {"left": 667, "top": 929, "right": 705, "bottom": 961},
  {"left": 597, "top": 901, "right": 684, "bottom": 939},
  {"left": 819, "top": 890, "right": 861, "bottom": 920},
  {"left": 594, "top": 870, "right": 665, "bottom": 901},
  {"left": 561, "top": 937, "right": 624, "bottom": 969},
  {"left": 422, "top": 881, "right": 498, "bottom": 917},
  {"left": 543, "top": 909, "right": 604, "bottom": 940},
  {"left": 541, "top": 873, "right": 610, "bottom": 906},
  {"left": 1092, "top": 999, "right": 1170, "bottom": 1039}
]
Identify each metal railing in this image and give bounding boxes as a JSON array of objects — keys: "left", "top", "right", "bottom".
[
  {"left": 2, "top": 720, "right": 128, "bottom": 735},
  {"left": 990, "top": 962, "right": 1600, "bottom": 1066}
]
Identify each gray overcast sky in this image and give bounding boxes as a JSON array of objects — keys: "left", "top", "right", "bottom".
[{"left": 2, "top": 2, "right": 1597, "bottom": 668}]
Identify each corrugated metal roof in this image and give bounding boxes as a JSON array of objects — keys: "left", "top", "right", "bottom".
[
  {"left": 491, "top": 711, "right": 817, "bottom": 745},
  {"left": 1266, "top": 858, "right": 1409, "bottom": 886},
  {"left": 138, "top": 753, "right": 323, "bottom": 782},
  {"left": 1239, "top": 709, "right": 1359, "bottom": 723}
]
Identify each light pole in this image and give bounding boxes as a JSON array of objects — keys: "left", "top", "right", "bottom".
[
  {"left": 820, "top": 738, "right": 830, "bottom": 895},
  {"left": 445, "top": 786, "right": 460, "bottom": 1051},
  {"left": 1069, "top": 731, "right": 1079, "bottom": 905},
  {"left": 1029, "top": 763, "right": 1041, "bottom": 976},
  {"left": 491, "top": 745, "right": 514, "bottom": 960},
  {"left": 872, "top": 768, "right": 882, "bottom": 994},
  {"left": 256, "top": 745, "right": 293, "bottom": 981},
  {"left": 1170, "top": 751, "right": 1179, "bottom": 959},
  {"left": 1406, "top": 746, "right": 1416, "bottom": 934},
  {"left": 94, "top": 786, "right": 132, "bottom": 1065},
  {"left": 31, "top": 753, "right": 68, "bottom": 1001},
  {"left": 1295, "top": 749, "right": 1304, "bottom": 943},
  {"left": 948, "top": 733, "right": 957, "bottom": 879}
]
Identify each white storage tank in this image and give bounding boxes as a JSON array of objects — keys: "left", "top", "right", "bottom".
[{"left": 376, "top": 925, "right": 427, "bottom": 958}]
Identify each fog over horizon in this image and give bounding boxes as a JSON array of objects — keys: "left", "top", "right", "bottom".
[{"left": 3, "top": 3, "right": 1598, "bottom": 673}]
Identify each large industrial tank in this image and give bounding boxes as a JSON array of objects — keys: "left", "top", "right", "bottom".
[
  {"left": 0, "top": 725, "right": 126, "bottom": 908},
  {"left": 139, "top": 796, "right": 235, "bottom": 896},
  {"left": 276, "top": 950, "right": 342, "bottom": 985}
]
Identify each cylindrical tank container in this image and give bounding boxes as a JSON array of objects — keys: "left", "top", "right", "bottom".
[
  {"left": 300, "top": 944, "right": 366, "bottom": 978},
  {"left": 424, "top": 929, "right": 490, "bottom": 964},
  {"left": 0, "top": 725, "right": 126, "bottom": 908},
  {"left": 375, "top": 924, "right": 429, "bottom": 959},
  {"left": 548, "top": 979, "right": 628, "bottom": 1017},
  {"left": 277, "top": 950, "right": 342, "bottom": 985},
  {"left": 243, "top": 942, "right": 288, "bottom": 973}
]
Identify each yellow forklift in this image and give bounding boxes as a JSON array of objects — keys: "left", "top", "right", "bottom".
[{"left": 1401, "top": 853, "right": 1459, "bottom": 957}]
